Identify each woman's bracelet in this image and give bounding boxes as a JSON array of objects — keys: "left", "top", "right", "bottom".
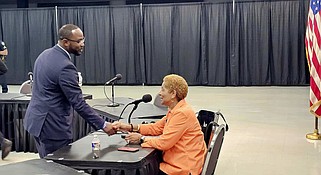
[{"left": 133, "top": 124, "right": 140, "bottom": 132}]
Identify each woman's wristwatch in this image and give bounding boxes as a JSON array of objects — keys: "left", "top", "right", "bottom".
[{"left": 140, "top": 136, "right": 145, "bottom": 144}]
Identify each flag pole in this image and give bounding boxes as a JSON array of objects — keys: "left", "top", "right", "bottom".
[{"left": 306, "top": 116, "right": 321, "bottom": 140}]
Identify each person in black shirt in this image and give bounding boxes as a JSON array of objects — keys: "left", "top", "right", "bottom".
[
  {"left": 0, "top": 41, "right": 8, "bottom": 93},
  {"left": 0, "top": 40, "right": 12, "bottom": 159}
]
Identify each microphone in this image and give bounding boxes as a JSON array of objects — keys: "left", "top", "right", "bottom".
[
  {"left": 118, "top": 94, "right": 153, "bottom": 121},
  {"left": 106, "top": 73, "right": 122, "bottom": 107},
  {"left": 127, "top": 94, "right": 152, "bottom": 123},
  {"left": 129, "top": 94, "right": 152, "bottom": 105},
  {"left": 105, "top": 74, "right": 122, "bottom": 85}
]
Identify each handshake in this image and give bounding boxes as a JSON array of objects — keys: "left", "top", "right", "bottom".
[
  {"left": 102, "top": 121, "right": 143, "bottom": 144},
  {"left": 102, "top": 121, "right": 132, "bottom": 135}
]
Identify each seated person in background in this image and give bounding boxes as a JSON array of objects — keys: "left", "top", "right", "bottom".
[{"left": 113, "top": 74, "right": 207, "bottom": 175}]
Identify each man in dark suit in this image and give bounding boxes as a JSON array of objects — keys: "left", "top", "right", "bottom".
[
  {"left": 0, "top": 40, "right": 12, "bottom": 160},
  {"left": 24, "top": 24, "right": 116, "bottom": 158}
]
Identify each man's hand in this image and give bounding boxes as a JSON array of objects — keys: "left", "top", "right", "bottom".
[
  {"left": 102, "top": 122, "right": 117, "bottom": 136},
  {"left": 112, "top": 121, "right": 131, "bottom": 132},
  {"left": 111, "top": 121, "right": 121, "bottom": 131}
]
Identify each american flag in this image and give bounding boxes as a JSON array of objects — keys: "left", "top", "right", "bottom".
[{"left": 305, "top": 0, "right": 321, "bottom": 117}]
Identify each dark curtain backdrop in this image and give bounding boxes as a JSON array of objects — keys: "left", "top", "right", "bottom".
[
  {"left": 57, "top": 5, "right": 142, "bottom": 84},
  {"left": 0, "top": 8, "right": 56, "bottom": 84},
  {"left": 144, "top": 3, "right": 202, "bottom": 85},
  {"left": 0, "top": 0, "right": 310, "bottom": 86},
  {"left": 143, "top": 4, "right": 174, "bottom": 84},
  {"left": 202, "top": 3, "right": 231, "bottom": 86},
  {"left": 269, "top": 1, "right": 309, "bottom": 85},
  {"left": 234, "top": 2, "right": 272, "bottom": 85},
  {"left": 171, "top": 4, "right": 202, "bottom": 85}
]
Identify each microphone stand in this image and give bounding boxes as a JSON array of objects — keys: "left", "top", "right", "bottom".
[
  {"left": 107, "top": 82, "right": 119, "bottom": 107},
  {"left": 118, "top": 103, "right": 130, "bottom": 121},
  {"left": 128, "top": 104, "right": 139, "bottom": 123}
]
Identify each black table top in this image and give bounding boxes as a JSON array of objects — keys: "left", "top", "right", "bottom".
[
  {"left": 87, "top": 97, "right": 167, "bottom": 121},
  {"left": 45, "top": 131, "right": 157, "bottom": 170},
  {"left": 0, "top": 159, "right": 89, "bottom": 175},
  {"left": 0, "top": 93, "right": 31, "bottom": 102}
]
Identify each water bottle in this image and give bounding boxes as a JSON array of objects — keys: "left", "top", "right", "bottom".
[
  {"left": 78, "top": 72, "right": 83, "bottom": 87},
  {"left": 91, "top": 135, "right": 100, "bottom": 159}
]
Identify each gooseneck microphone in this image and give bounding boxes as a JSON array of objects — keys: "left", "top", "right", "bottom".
[
  {"left": 117, "top": 94, "right": 152, "bottom": 122},
  {"left": 129, "top": 94, "right": 152, "bottom": 105},
  {"left": 105, "top": 74, "right": 122, "bottom": 85},
  {"left": 105, "top": 74, "right": 122, "bottom": 107},
  {"left": 127, "top": 94, "right": 152, "bottom": 123}
]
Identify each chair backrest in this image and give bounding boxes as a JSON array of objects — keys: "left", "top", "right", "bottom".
[
  {"left": 19, "top": 80, "right": 32, "bottom": 94},
  {"left": 197, "top": 110, "right": 216, "bottom": 127},
  {"left": 153, "top": 94, "right": 167, "bottom": 108},
  {"left": 203, "top": 121, "right": 219, "bottom": 148},
  {"left": 201, "top": 124, "right": 226, "bottom": 175},
  {"left": 197, "top": 110, "right": 219, "bottom": 147}
]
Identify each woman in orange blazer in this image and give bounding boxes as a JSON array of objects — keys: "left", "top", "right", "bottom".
[{"left": 113, "top": 74, "right": 207, "bottom": 175}]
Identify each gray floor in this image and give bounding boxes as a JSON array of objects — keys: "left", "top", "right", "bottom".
[{"left": 1, "top": 85, "right": 321, "bottom": 175}]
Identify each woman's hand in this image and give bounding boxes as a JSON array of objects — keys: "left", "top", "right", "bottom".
[{"left": 125, "top": 132, "right": 142, "bottom": 144}]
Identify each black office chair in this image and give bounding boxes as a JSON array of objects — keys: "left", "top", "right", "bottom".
[
  {"left": 197, "top": 110, "right": 229, "bottom": 135},
  {"left": 197, "top": 110, "right": 218, "bottom": 147},
  {"left": 197, "top": 110, "right": 215, "bottom": 131},
  {"left": 201, "top": 124, "right": 226, "bottom": 175},
  {"left": 197, "top": 110, "right": 215, "bottom": 126}
]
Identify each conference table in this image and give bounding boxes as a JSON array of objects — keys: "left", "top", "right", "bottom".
[
  {"left": 87, "top": 97, "right": 167, "bottom": 123},
  {"left": 45, "top": 131, "right": 161, "bottom": 175},
  {"left": 0, "top": 93, "right": 30, "bottom": 151},
  {"left": 0, "top": 94, "right": 166, "bottom": 153},
  {"left": 51, "top": 97, "right": 166, "bottom": 139},
  {"left": 0, "top": 159, "right": 90, "bottom": 175},
  {"left": 0, "top": 93, "right": 93, "bottom": 152}
]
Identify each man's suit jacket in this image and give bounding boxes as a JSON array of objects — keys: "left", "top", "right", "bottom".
[{"left": 24, "top": 45, "right": 105, "bottom": 140}]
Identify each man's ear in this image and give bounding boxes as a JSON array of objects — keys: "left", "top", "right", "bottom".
[{"left": 59, "top": 39, "right": 70, "bottom": 48}]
